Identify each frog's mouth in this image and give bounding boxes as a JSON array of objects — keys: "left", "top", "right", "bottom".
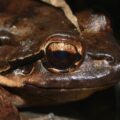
[
  {"left": 28, "top": 57, "right": 120, "bottom": 89},
  {"left": 1, "top": 32, "right": 120, "bottom": 90},
  {"left": 4, "top": 50, "right": 120, "bottom": 90}
]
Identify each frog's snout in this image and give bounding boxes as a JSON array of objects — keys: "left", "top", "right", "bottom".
[{"left": 41, "top": 34, "right": 85, "bottom": 73}]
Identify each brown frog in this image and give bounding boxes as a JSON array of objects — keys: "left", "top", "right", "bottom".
[{"left": 0, "top": 0, "right": 120, "bottom": 120}]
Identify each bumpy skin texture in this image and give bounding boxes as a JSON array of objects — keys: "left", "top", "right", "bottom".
[{"left": 0, "top": 0, "right": 120, "bottom": 119}]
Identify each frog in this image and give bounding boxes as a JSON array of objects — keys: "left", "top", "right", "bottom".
[{"left": 0, "top": 0, "right": 120, "bottom": 120}]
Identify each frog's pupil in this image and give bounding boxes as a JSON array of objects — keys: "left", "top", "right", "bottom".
[{"left": 53, "top": 51, "right": 69, "bottom": 59}]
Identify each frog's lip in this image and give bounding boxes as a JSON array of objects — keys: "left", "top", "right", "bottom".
[{"left": 24, "top": 60, "right": 120, "bottom": 89}]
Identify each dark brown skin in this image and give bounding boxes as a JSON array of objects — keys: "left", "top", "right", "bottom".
[
  {"left": 0, "top": 0, "right": 120, "bottom": 119},
  {"left": 0, "top": 87, "right": 20, "bottom": 120}
]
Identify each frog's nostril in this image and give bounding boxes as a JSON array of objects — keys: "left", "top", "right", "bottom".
[
  {"left": 0, "top": 30, "right": 16, "bottom": 46},
  {"left": 0, "top": 36, "right": 10, "bottom": 46},
  {"left": 41, "top": 34, "right": 85, "bottom": 73}
]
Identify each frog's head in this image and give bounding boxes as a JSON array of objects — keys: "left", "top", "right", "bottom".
[
  {"left": 8, "top": 9, "right": 119, "bottom": 90},
  {"left": 0, "top": 0, "right": 120, "bottom": 106}
]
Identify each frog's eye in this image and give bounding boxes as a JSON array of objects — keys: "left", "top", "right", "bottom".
[{"left": 41, "top": 34, "right": 85, "bottom": 73}]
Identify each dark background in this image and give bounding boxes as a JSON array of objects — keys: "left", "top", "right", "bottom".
[{"left": 66, "top": 0, "right": 120, "bottom": 40}]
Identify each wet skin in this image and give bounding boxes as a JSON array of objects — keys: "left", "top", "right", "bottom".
[{"left": 0, "top": 0, "right": 120, "bottom": 120}]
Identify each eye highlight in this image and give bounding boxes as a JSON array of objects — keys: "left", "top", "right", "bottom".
[{"left": 41, "top": 34, "right": 85, "bottom": 73}]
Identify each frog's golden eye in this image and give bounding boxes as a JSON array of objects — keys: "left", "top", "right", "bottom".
[{"left": 41, "top": 34, "right": 85, "bottom": 73}]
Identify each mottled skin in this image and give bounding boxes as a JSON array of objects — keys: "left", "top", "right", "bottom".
[
  {"left": 0, "top": 87, "right": 20, "bottom": 120},
  {"left": 0, "top": 0, "right": 120, "bottom": 120}
]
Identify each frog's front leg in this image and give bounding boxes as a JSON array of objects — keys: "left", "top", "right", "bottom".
[{"left": 0, "top": 87, "right": 20, "bottom": 120}]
